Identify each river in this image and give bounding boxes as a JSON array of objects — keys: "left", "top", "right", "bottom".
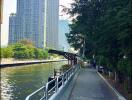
[{"left": 1, "top": 61, "right": 67, "bottom": 100}]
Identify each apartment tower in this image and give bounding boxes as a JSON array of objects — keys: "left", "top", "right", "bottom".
[
  {"left": 9, "top": 0, "right": 45, "bottom": 48},
  {"left": 46, "top": 0, "right": 59, "bottom": 49}
]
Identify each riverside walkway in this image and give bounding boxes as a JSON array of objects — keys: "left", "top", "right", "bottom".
[{"left": 59, "top": 68, "right": 123, "bottom": 100}]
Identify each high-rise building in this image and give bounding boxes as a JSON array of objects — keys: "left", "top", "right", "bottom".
[
  {"left": 9, "top": 0, "right": 46, "bottom": 48},
  {"left": 9, "top": 0, "right": 59, "bottom": 49},
  {"left": 46, "top": 0, "right": 59, "bottom": 49},
  {"left": 58, "top": 20, "right": 70, "bottom": 52},
  {"left": 9, "top": 13, "right": 17, "bottom": 44}
]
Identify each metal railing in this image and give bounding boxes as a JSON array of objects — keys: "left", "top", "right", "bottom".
[{"left": 25, "top": 65, "right": 79, "bottom": 100}]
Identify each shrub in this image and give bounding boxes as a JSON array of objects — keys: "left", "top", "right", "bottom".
[{"left": 1, "top": 47, "right": 13, "bottom": 58}]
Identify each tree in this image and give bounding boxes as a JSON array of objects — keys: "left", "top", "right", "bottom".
[
  {"left": 13, "top": 43, "right": 29, "bottom": 59},
  {"left": 64, "top": 0, "right": 132, "bottom": 75},
  {"left": 65, "top": 0, "right": 104, "bottom": 57},
  {"left": 19, "top": 39, "right": 34, "bottom": 47}
]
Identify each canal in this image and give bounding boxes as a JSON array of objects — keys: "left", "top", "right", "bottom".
[{"left": 1, "top": 61, "right": 67, "bottom": 100}]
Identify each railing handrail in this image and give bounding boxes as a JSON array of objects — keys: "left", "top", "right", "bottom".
[
  {"left": 25, "top": 85, "right": 46, "bottom": 100},
  {"left": 25, "top": 65, "right": 79, "bottom": 100}
]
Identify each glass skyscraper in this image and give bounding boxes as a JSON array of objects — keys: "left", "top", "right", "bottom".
[
  {"left": 9, "top": 0, "right": 59, "bottom": 49},
  {"left": 58, "top": 20, "right": 70, "bottom": 52},
  {"left": 46, "top": 0, "right": 59, "bottom": 49},
  {"left": 9, "top": 0, "right": 45, "bottom": 48},
  {"left": 9, "top": 13, "right": 17, "bottom": 44}
]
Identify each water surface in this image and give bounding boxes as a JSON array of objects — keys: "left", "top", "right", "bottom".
[{"left": 1, "top": 61, "right": 67, "bottom": 100}]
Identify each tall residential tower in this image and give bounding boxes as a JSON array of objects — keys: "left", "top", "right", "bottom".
[
  {"left": 46, "top": 0, "right": 59, "bottom": 49},
  {"left": 9, "top": 13, "right": 17, "bottom": 44},
  {"left": 9, "top": 0, "right": 59, "bottom": 49},
  {"left": 9, "top": 0, "right": 46, "bottom": 48}
]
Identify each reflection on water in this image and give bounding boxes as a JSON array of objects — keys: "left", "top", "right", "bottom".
[{"left": 1, "top": 61, "right": 66, "bottom": 100}]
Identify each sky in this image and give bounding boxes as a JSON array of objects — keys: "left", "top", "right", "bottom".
[{"left": 1, "top": 0, "right": 74, "bottom": 46}]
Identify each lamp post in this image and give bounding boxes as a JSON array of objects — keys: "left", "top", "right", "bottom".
[{"left": 82, "top": 37, "right": 85, "bottom": 59}]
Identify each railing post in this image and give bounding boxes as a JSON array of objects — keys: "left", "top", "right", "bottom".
[
  {"left": 66, "top": 72, "right": 68, "bottom": 81},
  {"left": 72, "top": 67, "right": 74, "bottom": 74},
  {"left": 55, "top": 78, "right": 57, "bottom": 92},
  {"left": 56, "top": 78, "right": 58, "bottom": 92},
  {"left": 70, "top": 68, "right": 72, "bottom": 76},
  {"left": 67, "top": 71, "right": 69, "bottom": 79},
  {"left": 45, "top": 83, "right": 48, "bottom": 100},
  {"left": 62, "top": 74, "right": 64, "bottom": 86}
]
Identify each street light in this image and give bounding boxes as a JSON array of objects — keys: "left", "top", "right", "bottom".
[
  {"left": 82, "top": 37, "right": 85, "bottom": 58},
  {"left": 123, "top": 55, "right": 127, "bottom": 59}
]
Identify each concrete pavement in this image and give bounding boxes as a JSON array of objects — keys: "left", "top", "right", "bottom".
[{"left": 68, "top": 68, "right": 118, "bottom": 100}]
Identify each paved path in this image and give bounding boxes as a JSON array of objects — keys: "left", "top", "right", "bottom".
[{"left": 68, "top": 68, "right": 118, "bottom": 100}]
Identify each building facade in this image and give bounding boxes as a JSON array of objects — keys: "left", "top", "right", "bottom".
[
  {"left": 58, "top": 20, "right": 70, "bottom": 52},
  {"left": 9, "top": 0, "right": 59, "bottom": 49},
  {"left": 46, "top": 0, "right": 59, "bottom": 49},
  {"left": 9, "top": 0, "right": 46, "bottom": 48},
  {"left": 9, "top": 13, "right": 17, "bottom": 44}
]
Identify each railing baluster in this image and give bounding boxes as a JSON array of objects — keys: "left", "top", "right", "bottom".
[
  {"left": 62, "top": 74, "right": 64, "bottom": 86},
  {"left": 55, "top": 78, "right": 57, "bottom": 92},
  {"left": 45, "top": 83, "right": 48, "bottom": 100},
  {"left": 56, "top": 77, "right": 59, "bottom": 92},
  {"left": 66, "top": 72, "right": 68, "bottom": 81}
]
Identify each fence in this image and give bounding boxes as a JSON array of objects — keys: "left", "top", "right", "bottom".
[{"left": 25, "top": 65, "right": 79, "bottom": 100}]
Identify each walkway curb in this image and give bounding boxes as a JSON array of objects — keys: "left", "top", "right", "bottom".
[
  {"left": 0, "top": 59, "right": 67, "bottom": 67},
  {"left": 97, "top": 72, "right": 126, "bottom": 100}
]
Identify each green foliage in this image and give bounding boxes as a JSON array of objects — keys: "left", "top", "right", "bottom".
[
  {"left": 0, "top": 41, "right": 49, "bottom": 60},
  {"left": 13, "top": 43, "right": 30, "bottom": 59},
  {"left": 64, "top": 0, "right": 131, "bottom": 75},
  {"left": 19, "top": 39, "right": 34, "bottom": 46},
  {"left": 118, "top": 59, "right": 132, "bottom": 75},
  {"left": 34, "top": 49, "right": 49, "bottom": 59},
  {"left": 1, "top": 46, "right": 13, "bottom": 58},
  {"left": 42, "top": 50, "right": 49, "bottom": 59},
  {"left": 96, "top": 56, "right": 107, "bottom": 66}
]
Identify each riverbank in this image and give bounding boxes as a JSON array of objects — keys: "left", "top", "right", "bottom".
[{"left": 0, "top": 58, "right": 67, "bottom": 67}]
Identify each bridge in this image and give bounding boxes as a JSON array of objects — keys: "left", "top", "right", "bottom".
[{"left": 25, "top": 50, "right": 126, "bottom": 100}]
